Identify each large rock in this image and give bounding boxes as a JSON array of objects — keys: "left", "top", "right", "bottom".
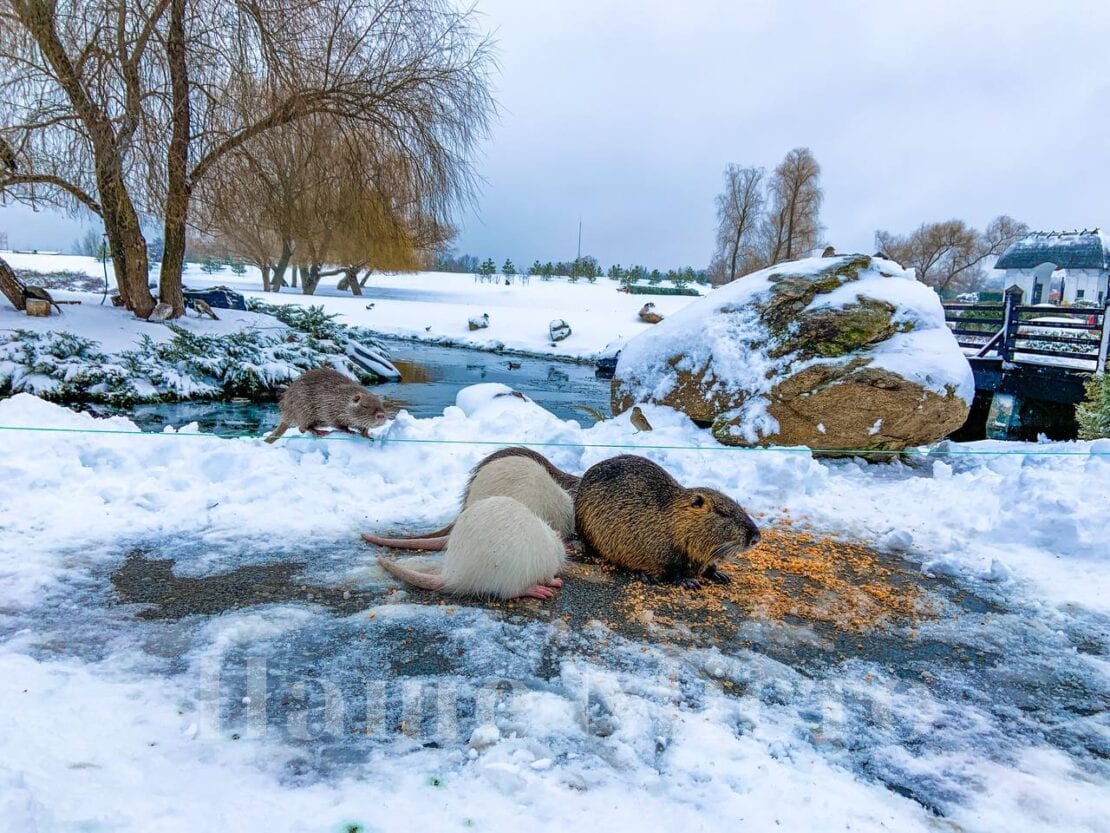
[{"left": 611, "top": 254, "right": 974, "bottom": 453}]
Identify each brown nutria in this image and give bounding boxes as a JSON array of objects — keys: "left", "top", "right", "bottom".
[
  {"left": 362, "top": 454, "right": 575, "bottom": 550},
  {"left": 265, "top": 367, "right": 387, "bottom": 443},
  {"left": 574, "top": 455, "right": 761, "bottom": 589},
  {"left": 361, "top": 446, "right": 580, "bottom": 544},
  {"left": 376, "top": 496, "right": 565, "bottom": 600}
]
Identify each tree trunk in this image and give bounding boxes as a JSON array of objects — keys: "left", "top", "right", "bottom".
[
  {"left": 300, "top": 265, "right": 322, "bottom": 295},
  {"left": 260, "top": 265, "right": 272, "bottom": 292},
  {"left": 157, "top": 0, "right": 190, "bottom": 319},
  {"left": 0, "top": 256, "right": 26, "bottom": 311},
  {"left": 727, "top": 228, "right": 741, "bottom": 283},
  {"left": 342, "top": 267, "right": 362, "bottom": 295},
  {"left": 271, "top": 239, "right": 293, "bottom": 291},
  {"left": 15, "top": 4, "right": 155, "bottom": 317}
]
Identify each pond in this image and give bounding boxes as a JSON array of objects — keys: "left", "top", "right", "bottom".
[{"left": 85, "top": 339, "right": 614, "bottom": 434}]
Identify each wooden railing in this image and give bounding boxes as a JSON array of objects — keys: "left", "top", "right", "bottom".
[{"left": 943, "top": 286, "right": 1110, "bottom": 373}]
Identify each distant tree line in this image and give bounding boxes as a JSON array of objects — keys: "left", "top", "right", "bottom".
[
  {"left": 875, "top": 216, "right": 1027, "bottom": 294},
  {"left": 435, "top": 250, "right": 710, "bottom": 286}
]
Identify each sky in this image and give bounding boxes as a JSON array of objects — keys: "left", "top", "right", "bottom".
[{"left": 3, "top": 0, "right": 1109, "bottom": 270}]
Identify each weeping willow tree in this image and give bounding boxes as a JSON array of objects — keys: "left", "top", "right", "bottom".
[
  {"left": 0, "top": 0, "right": 494, "bottom": 317},
  {"left": 195, "top": 117, "right": 452, "bottom": 295}
]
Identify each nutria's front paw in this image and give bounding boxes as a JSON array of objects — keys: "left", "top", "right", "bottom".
[
  {"left": 638, "top": 572, "right": 660, "bottom": 586},
  {"left": 674, "top": 577, "right": 702, "bottom": 590},
  {"left": 704, "top": 565, "right": 731, "bottom": 585}
]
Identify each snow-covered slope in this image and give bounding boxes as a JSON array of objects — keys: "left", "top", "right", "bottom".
[{"left": 1, "top": 251, "right": 705, "bottom": 360}]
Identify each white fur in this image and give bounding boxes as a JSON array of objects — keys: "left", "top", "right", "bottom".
[
  {"left": 464, "top": 457, "right": 575, "bottom": 538},
  {"left": 441, "top": 496, "right": 565, "bottom": 599}
]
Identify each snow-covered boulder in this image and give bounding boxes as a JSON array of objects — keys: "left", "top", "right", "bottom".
[
  {"left": 548, "top": 319, "right": 571, "bottom": 342},
  {"left": 611, "top": 254, "right": 974, "bottom": 453}
]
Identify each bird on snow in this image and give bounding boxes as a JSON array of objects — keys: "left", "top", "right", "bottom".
[{"left": 630, "top": 406, "right": 653, "bottom": 433}]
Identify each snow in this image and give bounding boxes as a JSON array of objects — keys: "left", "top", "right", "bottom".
[
  {"left": 0, "top": 284, "right": 288, "bottom": 353},
  {"left": 615, "top": 255, "right": 975, "bottom": 442},
  {"left": 1, "top": 251, "right": 705, "bottom": 361},
  {"left": 0, "top": 388, "right": 1108, "bottom": 832}
]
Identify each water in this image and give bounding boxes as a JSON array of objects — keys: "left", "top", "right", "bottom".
[{"left": 81, "top": 339, "right": 612, "bottom": 434}]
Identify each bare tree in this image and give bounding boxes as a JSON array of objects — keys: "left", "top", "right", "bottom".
[
  {"left": 876, "top": 215, "right": 1027, "bottom": 293},
  {"left": 762, "top": 147, "right": 824, "bottom": 264},
  {"left": 712, "top": 164, "right": 764, "bottom": 284},
  {"left": 0, "top": 0, "right": 495, "bottom": 317}
]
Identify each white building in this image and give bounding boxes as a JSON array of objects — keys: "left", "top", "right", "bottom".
[{"left": 992, "top": 229, "right": 1110, "bottom": 306}]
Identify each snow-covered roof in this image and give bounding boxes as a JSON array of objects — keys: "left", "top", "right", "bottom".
[{"left": 995, "top": 229, "right": 1110, "bottom": 270}]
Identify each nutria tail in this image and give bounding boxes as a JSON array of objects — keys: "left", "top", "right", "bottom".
[
  {"left": 377, "top": 557, "right": 447, "bottom": 591},
  {"left": 362, "top": 521, "right": 455, "bottom": 543},
  {"left": 264, "top": 420, "right": 290, "bottom": 444},
  {"left": 362, "top": 532, "right": 449, "bottom": 551}
]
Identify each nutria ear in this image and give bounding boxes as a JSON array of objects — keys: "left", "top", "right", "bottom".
[
  {"left": 690, "top": 494, "right": 706, "bottom": 509},
  {"left": 352, "top": 393, "right": 362, "bottom": 403}
]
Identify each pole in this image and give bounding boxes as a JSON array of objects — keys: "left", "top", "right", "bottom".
[
  {"left": 577, "top": 218, "right": 582, "bottom": 261},
  {"left": 100, "top": 231, "right": 109, "bottom": 305}
]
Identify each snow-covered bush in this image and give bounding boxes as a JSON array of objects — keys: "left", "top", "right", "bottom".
[
  {"left": 0, "top": 324, "right": 372, "bottom": 404},
  {"left": 1077, "top": 374, "right": 1110, "bottom": 439},
  {"left": 246, "top": 299, "right": 390, "bottom": 354},
  {"left": 0, "top": 330, "right": 133, "bottom": 401}
]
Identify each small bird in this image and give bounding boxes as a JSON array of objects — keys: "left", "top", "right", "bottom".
[
  {"left": 507, "top": 361, "right": 521, "bottom": 370},
  {"left": 187, "top": 298, "right": 220, "bottom": 320},
  {"left": 23, "top": 286, "right": 63, "bottom": 314},
  {"left": 630, "top": 406, "right": 653, "bottom": 433},
  {"left": 0, "top": 136, "right": 17, "bottom": 173},
  {"left": 821, "top": 245, "right": 836, "bottom": 258}
]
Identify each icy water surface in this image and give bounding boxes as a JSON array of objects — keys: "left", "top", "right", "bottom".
[
  {"left": 6, "top": 530, "right": 1106, "bottom": 821},
  {"left": 85, "top": 339, "right": 612, "bottom": 434}
]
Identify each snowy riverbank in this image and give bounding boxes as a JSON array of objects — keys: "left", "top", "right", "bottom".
[
  {"left": 0, "top": 254, "right": 402, "bottom": 402},
  {"left": 0, "top": 388, "right": 1106, "bottom": 832},
  {"left": 0, "top": 251, "right": 704, "bottom": 361}
]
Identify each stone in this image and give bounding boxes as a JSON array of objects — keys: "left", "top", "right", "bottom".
[
  {"left": 612, "top": 254, "right": 973, "bottom": 454},
  {"left": 638, "top": 302, "right": 663, "bottom": 324},
  {"left": 468, "top": 313, "right": 490, "bottom": 331},
  {"left": 549, "top": 319, "right": 571, "bottom": 342}
]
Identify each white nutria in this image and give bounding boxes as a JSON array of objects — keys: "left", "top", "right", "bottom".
[
  {"left": 362, "top": 456, "right": 574, "bottom": 551},
  {"left": 376, "top": 496, "right": 566, "bottom": 600}
]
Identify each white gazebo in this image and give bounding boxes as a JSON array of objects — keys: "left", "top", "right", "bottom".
[{"left": 992, "top": 229, "right": 1110, "bottom": 306}]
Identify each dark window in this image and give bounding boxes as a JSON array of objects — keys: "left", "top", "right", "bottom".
[
  {"left": 1032, "top": 283, "right": 1043, "bottom": 304},
  {"left": 1077, "top": 289, "right": 1086, "bottom": 300}
]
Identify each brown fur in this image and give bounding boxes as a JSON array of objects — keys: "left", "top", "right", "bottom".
[
  {"left": 574, "top": 455, "right": 761, "bottom": 588},
  {"left": 265, "top": 367, "right": 387, "bottom": 443}
]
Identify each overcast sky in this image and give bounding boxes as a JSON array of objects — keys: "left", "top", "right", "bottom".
[{"left": 3, "top": 0, "right": 1109, "bottom": 269}]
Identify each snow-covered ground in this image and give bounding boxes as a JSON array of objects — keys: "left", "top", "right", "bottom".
[
  {"left": 1, "top": 251, "right": 704, "bottom": 361},
  {"left": 0, "top": 387, "right": 1107, "bottom": 832}
]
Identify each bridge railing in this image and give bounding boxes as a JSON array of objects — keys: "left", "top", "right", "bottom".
[{"left": 943, "top": 286, "right": 1110, "bottom": 373}]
